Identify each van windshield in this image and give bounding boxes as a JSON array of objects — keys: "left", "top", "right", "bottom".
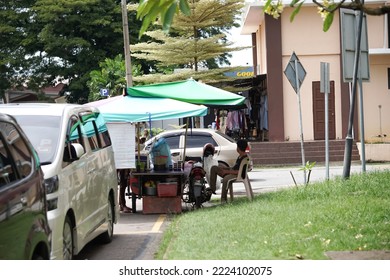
[{"left": 12, "top": 115, "right": 61, "bottom": 164}]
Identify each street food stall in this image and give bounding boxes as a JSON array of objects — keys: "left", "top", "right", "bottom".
[
  {"left": 125, "top": 78, "right": 248, "bottom": 213},
  {"left": 86, "top": 79, "right": 247, "bottom": 214},
  {"left": 85, "top": 93, "right": 208, "bottom": 214}
]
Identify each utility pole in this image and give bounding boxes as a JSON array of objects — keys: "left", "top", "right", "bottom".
[
  {"left": 119, "top": 0, "right": 133, "bottom": 210},
  {"left": 121, "top": 0, "right": 133, "bottom": 87}
]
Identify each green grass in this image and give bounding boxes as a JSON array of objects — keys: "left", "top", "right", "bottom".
[{"left": 156, "top": 170, "right": 390, "bottom": 260}]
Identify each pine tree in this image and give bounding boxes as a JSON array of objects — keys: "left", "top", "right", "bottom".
[{"left": 130, "top": 0, "right": 249, "bottom": 85}]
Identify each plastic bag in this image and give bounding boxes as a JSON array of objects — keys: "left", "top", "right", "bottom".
[{"left": 150, "top": 138, "right": 172, "bottom": 169}]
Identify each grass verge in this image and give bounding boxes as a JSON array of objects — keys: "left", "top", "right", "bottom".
[{"left": 155, "top": 170, "right": 390, "bottom": 260}]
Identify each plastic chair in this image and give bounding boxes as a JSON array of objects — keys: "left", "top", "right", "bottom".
[{"left": 221, "top": 156, "right": 254, "bottom": 202}]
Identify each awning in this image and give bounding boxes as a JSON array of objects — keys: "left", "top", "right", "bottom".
[{"left": 85, "top": 94, "right": 208, "bottom": 123}]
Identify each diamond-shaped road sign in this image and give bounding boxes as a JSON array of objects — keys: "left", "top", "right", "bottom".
[{"left": 284, "top": 52, "right": 306, "bottom": 93}]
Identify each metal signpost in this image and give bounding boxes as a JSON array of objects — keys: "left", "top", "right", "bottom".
[
  {"left": 320, "top": 62, "right": 330, "bottom": 180},
  {"left": 284, "top": 52, "right": 307, "bottom": 185},
  {"left": 340, "top": 8, "right": 370, "bottom": 177}
]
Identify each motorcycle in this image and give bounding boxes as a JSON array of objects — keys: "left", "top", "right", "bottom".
[{"left": 182, "top": 143, "right": 216, "bottom": 209}]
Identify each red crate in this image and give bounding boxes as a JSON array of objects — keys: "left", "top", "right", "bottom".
[
  {"left": 157, "top": 182, "right": 178, "bottom": 197},
  {"left": 142, "top": 196, "right": 182, "bottom": 214},
  {"left": 129, "top": 176, "right": 139, "bottom": 195}
]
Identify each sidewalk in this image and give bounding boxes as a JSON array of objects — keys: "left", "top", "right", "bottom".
[{"left": 226, "top": 161, "right": 390, "bottom": 196}]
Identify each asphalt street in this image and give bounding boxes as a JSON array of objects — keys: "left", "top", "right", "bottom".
[{"left": 75, "top": 162, "right": 390, "bottom": 260}]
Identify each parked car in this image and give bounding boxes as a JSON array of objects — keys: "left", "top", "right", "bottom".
[
  {"left": 0, "top": 104, "right": 119, "bottom": 260},
  {"left": 143, "top": 128, "right": 252, "bottom": 169},
  {"left": 0, "top": 113, "right": 51, "bottom": 260}
]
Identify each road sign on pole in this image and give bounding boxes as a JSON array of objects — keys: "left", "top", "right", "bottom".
[
  {"left": 284, "top": 52, "right": 306, "bottom": 93},
  {"left": 284, "top": 52, "right": 307, "bottom": 185},
  {"left": 341, "top": 8, "right": 368, "bottom": 179},
  {"left": 341, "top": 8, "right": 370, "bottom": 82}
]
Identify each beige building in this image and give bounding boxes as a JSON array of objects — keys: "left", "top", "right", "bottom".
[{"left": 240, "top": 0, "right": 390, "bottom": 143}]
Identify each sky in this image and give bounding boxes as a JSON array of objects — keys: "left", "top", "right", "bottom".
[{"left": 227, "top": 26, "right": 253, "bottom": 67}]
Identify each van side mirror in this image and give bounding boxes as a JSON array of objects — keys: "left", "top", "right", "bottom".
[{"left": 63, "top": 143, "right": 85, "bottom": 162}]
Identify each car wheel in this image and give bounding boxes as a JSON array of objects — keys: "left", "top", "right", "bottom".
[
  {"left": 63, "top": 216, "right": 73, "bottom": 260},
  {"left": 32, "top": 252, "right": 44, "bottom": 260},
  {"left": 99, "top": 197, "right": 114, "bottom": 244},
  {"left": 31, "top": 245, "right": 49, "bottom": 260}
]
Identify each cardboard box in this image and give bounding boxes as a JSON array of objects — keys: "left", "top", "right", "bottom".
[
  {"left": 157, "top": 182, "right": 178, "bottom": 197},
  {"left": 142, "top": 196, "right": 182, "bottom": 214}
]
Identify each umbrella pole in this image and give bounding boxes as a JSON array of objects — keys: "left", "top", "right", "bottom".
[
  {"left": 182, "top": 118, "right": 190, "bottom": 169},
  {"left": 137, "top": 123, "right": 141, "bottom": 169}
]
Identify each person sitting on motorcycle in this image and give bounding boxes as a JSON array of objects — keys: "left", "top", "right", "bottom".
[{"left": 208, "top": 139, "right": 248, "bottom": 201}]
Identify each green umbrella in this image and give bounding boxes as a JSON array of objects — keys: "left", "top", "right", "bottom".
[{"left": 127, "top": 78, "right": 246, "bottom": 108}]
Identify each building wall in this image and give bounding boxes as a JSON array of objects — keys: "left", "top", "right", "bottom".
[
  {"left": 353, "top": 10, "right": 390, "bottom": 142},
  {"left": 366, "top": 7, "right": 386, "bottom": 48},
  {"left": 265, "top": 15, "right": 285, "bottom": 141},
  {"left": 280, "top": 7, "right": 343, "bottom": 141},
  {"left": 361, "top": 54, "right": 390, "bottom": 141},
  {"left": 258, "top": 23, "right": 267, "bottom": 74},
  {"left": 243, "top": 1, "right": 390, "bottom": 143}
]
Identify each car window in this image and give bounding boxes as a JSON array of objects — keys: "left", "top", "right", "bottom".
[
  {"left": 63, "top": 115, "right": 85, "bottom": 164},
  {"left": 0, "top": 121, "right": 33, "bottom": 185},
  {"left": 214, "top": 130, "right": 236, "bottom": 143},
  {"left": 186, "top": 134, "right": 218, "bottom": 148},
  {"left": 10, "top": 115, "right": 61, "bottom": 164},
  {"left": 94, "top": 112, "right": 112, "bottom": 148},
  {"left": 162, "top": 135, "right": 180, "bottom": 149},
  {"left": 0, "top": 134, "right": 16, "bottom": 186},
  {"left": 6, "top": 125, "right": 33, "bottom": 179},
  {"left": 68, "top": 115, "right": 83, "bottom": 145},
  {"left": 81, "top": 111, "right": 111, "bottom": 151}
]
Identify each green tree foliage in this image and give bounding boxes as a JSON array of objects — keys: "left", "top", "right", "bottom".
[
  {"left": 0, "top": 0, "right": 148, "bottom": 104},
  {"left": 136, "top": 0, "right": 191, "bottom": 38},
  {"left": 87, "top": 55, "right": 127, "bottom": 101},
  {"left": 0, "top": 0, "right": 39, "bottom": 96},
  {"left": 31, "top": 0, "right": 126, "bottom": 103},
  {"left": 87, "top": 54, "right": 143, "bottom": 101},
  {"left": 131, "top": 0, "right": 248, "bottom": 85},
  {"left": 264, "top": 0, "right": 390, "bottom": 32}
]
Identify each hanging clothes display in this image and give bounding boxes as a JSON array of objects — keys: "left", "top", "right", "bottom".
[{"left": 225, "top": 110, "right": 248, "bottom": 140}]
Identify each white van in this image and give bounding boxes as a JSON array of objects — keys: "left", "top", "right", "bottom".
[{"left": 0, "top": 103, "right": 119, "bottom": 260}]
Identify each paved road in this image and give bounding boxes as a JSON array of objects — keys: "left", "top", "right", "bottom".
[{"left": 76, "top": 162, "right": 390, "bottom": 260}]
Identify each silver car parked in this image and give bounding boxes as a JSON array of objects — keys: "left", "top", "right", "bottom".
[{"left": 143, "top": 128, "right": 252, "bottom": 169}]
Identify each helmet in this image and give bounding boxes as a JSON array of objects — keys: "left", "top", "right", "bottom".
[{"left": 203, "top": 143, "right": 215, "bottom": 158}]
